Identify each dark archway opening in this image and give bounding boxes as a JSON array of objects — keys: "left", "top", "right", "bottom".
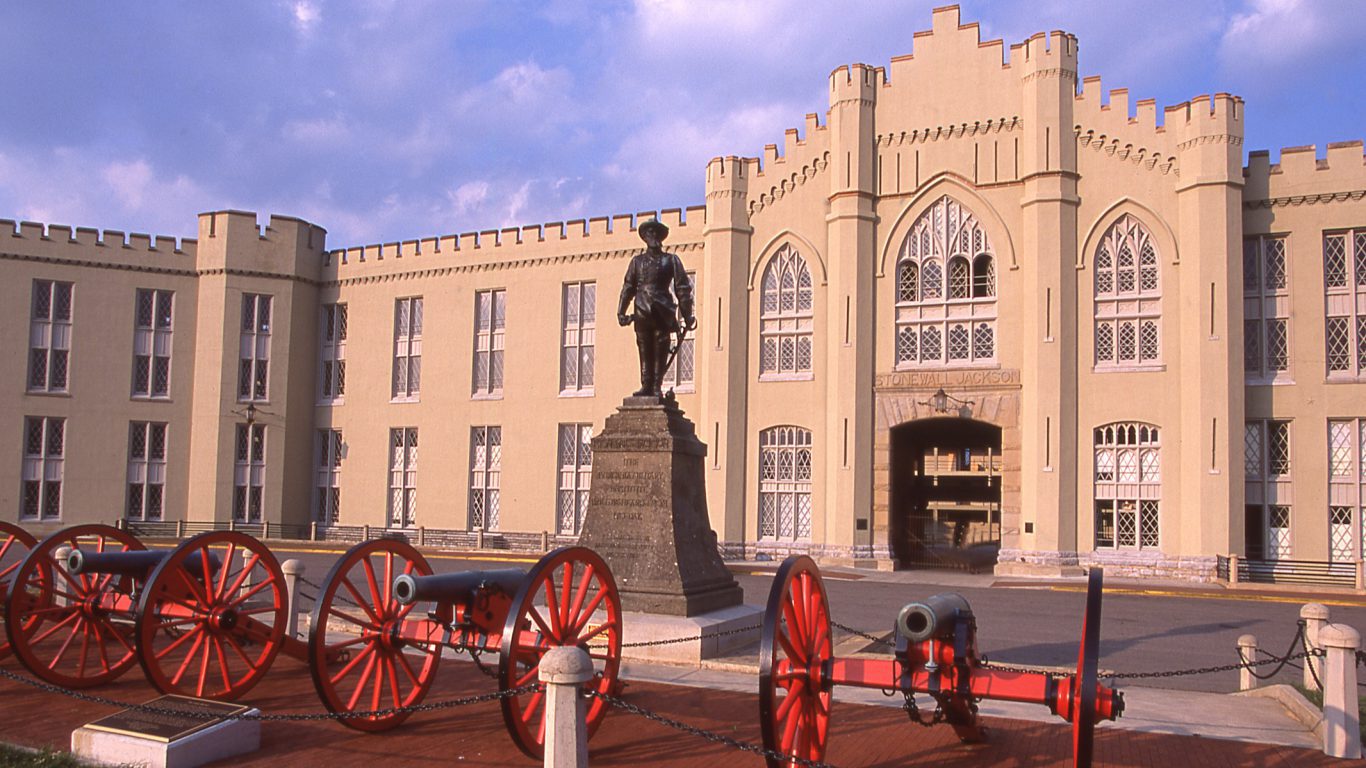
[{"left": 890, "top": 417, "right": 1002, "bottom": 571}]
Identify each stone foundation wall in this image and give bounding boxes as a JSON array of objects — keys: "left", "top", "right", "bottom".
[{"left": 997, "top": 548, "right": 1221, "bottom": 582}]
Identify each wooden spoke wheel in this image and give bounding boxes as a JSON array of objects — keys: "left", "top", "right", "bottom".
[
  {"left": 135, "top": 531, "right": 286, "bottom": 700},
  {"left": 308, "top": 538, "right": 442, "bottom": 731},
  {"left": 3, "top": 524, "right": 143, "bottom": 688},
  {"left": 758, "top": 555, "right": 833, "bottom": 768},
  {"left": 1071, "top": 568, "right": 1104, "bottom": 768},
  {"left": 498, "top": 546, "right": 622, "bottom": 759},
  {"left": 0, "top": 522, "right": 38, "bottom": 660}
]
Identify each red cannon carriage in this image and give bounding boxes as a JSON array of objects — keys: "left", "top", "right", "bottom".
[
  {"left": 0, "top": 521, "right": 39, "bottom": 661},
  {"left": 307, "top": 540, "right": 622, "bottom": 759},
  {"left": 3, "top": 525, "right": 308, "bottom": 700},
  {"left": 758, "top": 556, "right": 1123, "bottom": 768}
]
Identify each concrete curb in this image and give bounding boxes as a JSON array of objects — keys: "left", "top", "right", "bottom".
[{"left": 1235, "top": 684, "right": 1325, "bottom": 741}]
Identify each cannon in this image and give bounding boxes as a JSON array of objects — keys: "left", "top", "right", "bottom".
[
  {"left": 308, "top": 541, "right": 622, "bottom": 759},
  {"left": 0, "top": 521, "right": 39, "bottom": 661},
  {"left": 758, "top": 556, "right": 1123, "bottom": 768},
  {"left": 3, "top": 526, "right": 305, "bottom": 700}
]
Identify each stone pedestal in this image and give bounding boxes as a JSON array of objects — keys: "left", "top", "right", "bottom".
[
  {"left": 578, "top": 396, "right": 743, "bottom": 616},
  {"left": 72, "top": 705, "right": 260, "bottom": 768}
]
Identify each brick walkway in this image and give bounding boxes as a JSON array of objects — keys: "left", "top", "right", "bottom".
[{"left": 0, "top": 659, "right": 1335, "bottom": 767}]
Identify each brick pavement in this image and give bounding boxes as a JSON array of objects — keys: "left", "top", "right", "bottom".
[{"left": 0, "top": 659, "right": 1338, "bottom": 767}]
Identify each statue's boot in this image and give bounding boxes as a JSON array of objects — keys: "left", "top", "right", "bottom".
[{"left": 633, "top": 360, "right": 654, "bottom": 397}]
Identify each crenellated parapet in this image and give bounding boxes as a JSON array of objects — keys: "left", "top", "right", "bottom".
[
  {"left": 0, "top": 217, "right": 198, "bottom": 276},
  {"left": 1244, "top": 140, "right": 1366, "bottom": 208},
  {"left": 321, "top": 206, "right": 706, "bottom": 282},
  {"left": 1008, "top": 29, "right": 1078, "bottom": 81}
]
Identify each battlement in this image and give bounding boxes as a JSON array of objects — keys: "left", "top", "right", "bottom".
[
  {"left": 324, "top": 206, "right": 707, "bottom": 272},
  {"left": 0, "top": 216, "right": 199, "bottom": 277},
  {"left": 1006, "top": 29, "right": 1078, "bottom": 72},
  {"left": 1163, "top": 93, "right": 1243, "bottom": 134},
  {"left": 829, "top": 62, "right": 884, "bottom": 104},
  {"left": 1244, "top": 141, "right": 1366, "bottom": 202},
  {"left": 200, "top": 210, "right": 327, "bottom": 252}
]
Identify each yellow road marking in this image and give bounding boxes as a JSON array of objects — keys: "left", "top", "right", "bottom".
[
  {"left": 1047, "top": 584, "right": 1366, "bottom": 608},
  {"left": 263, "top": 545, "right": 541, "bottom": 564}
]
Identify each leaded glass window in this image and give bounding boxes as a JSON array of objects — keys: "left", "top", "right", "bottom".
[
  {"left": 759, "top": 246, "right": 813, "bottom": 377},
  {"left": 1094, "top": 216, "right": 1161, "bottom": 368},
  {"left": 1093, "top": 422, "right": 1160, "bottom": 549},
  {"left": 758, "top": 426, "right": 813, "bottom": 540}
]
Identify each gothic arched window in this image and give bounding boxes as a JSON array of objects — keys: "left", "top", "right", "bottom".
[
  {"left": 759, "top": 245, "right": 814, "bottom": 376},
  {"left": 1094, "top": 215, "right": 1161, "bottom": 368},
  {"left": 894, "top": 196, "right": 996, "bottom": 367}
]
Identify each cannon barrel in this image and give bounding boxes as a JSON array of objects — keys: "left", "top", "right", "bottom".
[
  {"left": 896, "top": 592, "right": 972, "bottom": 643},
  {"left": 393, "top": 568, "right": 525, "bottom": 606},
  {"left": 67, "top": 548, "right": 219, "bottom": 577}
]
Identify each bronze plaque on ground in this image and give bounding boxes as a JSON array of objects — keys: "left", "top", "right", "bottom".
[{"left": 83, "top": 695, "right": 250, "bottom": 742}]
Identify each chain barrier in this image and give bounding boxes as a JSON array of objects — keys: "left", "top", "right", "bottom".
[
  {"left": 830, "top": 619, "right": 895, "bottom": 649},
  {"left": 1300, "top": 620, "right": 1324, "bottom": 690},
  {"left": 585, "top": 689, "right": 838, "bottom": 768},
  {"left": 0, "top": 665, "right": 536, "bottom": 722},
  {"left": 620, "top": 623, "right": 762, "bottom": 648}
]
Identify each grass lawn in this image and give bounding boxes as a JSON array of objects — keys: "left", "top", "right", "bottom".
[{"left": 0, "top": 745, "right": 88, "bottom": 768}]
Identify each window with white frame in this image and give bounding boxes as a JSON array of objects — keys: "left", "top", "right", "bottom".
[
  {"left": 388, "top": 427, "right": 418, "bottom": 528},
  {"left": 557, "top": 424, "right": 592, "bottom": 535},
  {"left": 392, "top": 297, "right": 422, "bottom": 400},
  {"left": 233, "top": 423, "right": 265, "bottom": 522},
  {"left": 1244, "top": 420, "right": 1292, "bottom": 560},
  {"left": 238, "top": 294, "right": 272, "bottom": 401},
  {"left": 663, "top": 271, "right": 697, "bottom": 391},
  {"left": 126, "top": 422, "right": 167, "bottom": 521},
  {"left": 895, "top": 196, "right": 996, "bottom": 367},
  {"left": 132, "top": 289, "right": 173, "bottom": 398},
  {"left": 1328, "top": 419, "right": 1366, "bottom": 563},
  {"left": 1094, "top": 215, "right": 1161, "bottom": 368},
  {"left": 1243, "top": 237, "right": 1289, "bottom": 382},
  {"left": 28, "top": 280, "right": 72, "bottom": 393},
  {"left": 469, "top": 426, "right": 501, "bottom": 530},
  {"left": 1324, "top": 230, "right": 1366, "bottom": 377},
  {"left": 315, "top": 429, "right": 342, "bottom": 526},
  {"left": 759, "top": 246, "right": 814, "bottom": 376},
  {"left": 560, "top": 283, "right": 595, "bottom": 393},
  {"left": 473, "top": 290, "right": 506, "bottom": 396},
  {"left": 20, "top": 416, "right": 64, "bottom": 520},
  {"left": 1093, "top": 423, "right": 1160, "bottom": 549},
  {"left": 320, "top": 303, "right": 347, "bottom": 402},
  {"left": 758, "top": 426, "right": 813, "bottom": 540}
]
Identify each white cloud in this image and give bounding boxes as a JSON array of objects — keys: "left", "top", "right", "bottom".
[
  {"left": 1218, "top": 0, "right": 1366, "bottom": 78},
  {"left": 448, "top": 181, "right": 489, "bottom": 217},
  {"left": 291, "top": 1, "right": 322, "bottom": 35},
  {"left": 282, "top": 115, "right": 351, "bottom": 146}
]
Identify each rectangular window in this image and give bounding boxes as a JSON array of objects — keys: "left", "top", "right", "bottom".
[
  {"left": 473, "top": 289, "right": 506, "bottom": 396},
  {"left": 1243, "top": 237, "right": 1289, "bottom": 382},
  {"left": 238, "top": 294, "right": 272, "bottom": 402},
  {"left": 388, "top": 427, "right": 418, "bottom": 527},
  {"left": 1244, "top": 419, "right": 1291, "bottom": 559},
  {"left": 469, "top": 426, "right": 501, "bottom": 530},
  {"left": 20, "top": 416, "right": 64, "bottom": 520},
  {"left": 557, "top": 424, "right": 592, "bottom": 534},
  {"left": 1328, "top": 419, "right": 1366, "bottom": 563},
  {"left": 1093, "top": 424, "right": 1160, "bottom": 549},
  {"left": 392, "top": 297, "right": 422, "bottom": 400},
  {"left": 663, "top": 271, "right": 697, "bottom": 391},
  {"left": 320, "top": 303, "right": 347, "bottom": 403},
  {"left": 1324, "top": 231, "right": 1366, "bottom": 377},
  {"left": 315, "top": 429, "right": 342, "bottom": 525},
  {"left": 233, "top": 423, "right": 266, "bottom": 522},
  {"left": 132, "top": 289, "right": 173, "bottom": 398},
  {"left": 126, "top": 422, "right": 167, "bottom": 521},
  {"left": 28, "top": 280, "right": 73, "bottom": 393},
  {"left": 758, "top": 427, "right": 813, "bottom": 540},
  {"left": 560, "top": 282, "right": 595, "bottom": 393}
]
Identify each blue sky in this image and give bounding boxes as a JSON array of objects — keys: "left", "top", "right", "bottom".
[{"left": 1, "top": 0, "right": 1362, "bottom": 248}]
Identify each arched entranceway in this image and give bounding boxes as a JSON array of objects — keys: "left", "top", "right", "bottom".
[{"left": 890, "top": 417, "right": 1002, "bottom": 570}]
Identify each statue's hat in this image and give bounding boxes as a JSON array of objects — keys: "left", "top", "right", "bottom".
[{"left": 637, "top": 219, "right": 669, "bottom": 240}]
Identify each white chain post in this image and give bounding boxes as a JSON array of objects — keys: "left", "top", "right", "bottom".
[
  {"left": 52, "top": 545, "right": 72, "bottom": 607},
  {"left": 1301, "top": 603, "right": 1329, "bottom": 692},
  {"left": 281, "top": 559, "right": 304, "bottom": 638},
  {"left": 1236, "top": 634, "right": 1257, "bottom": 691},
  {"left": 539, "top": 646, "right": 592, "bottom": 768},
  {"left": 1319, "top": 622, "right": 1361, "bottom": 759}
]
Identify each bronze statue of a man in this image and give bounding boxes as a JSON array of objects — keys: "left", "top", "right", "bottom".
[{"left": 618, "top": 219, "right": 696, "bottom": 397}]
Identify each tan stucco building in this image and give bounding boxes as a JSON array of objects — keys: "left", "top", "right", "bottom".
[{"left": 6, "top": 6, "right": 1366, "bottom": 582}]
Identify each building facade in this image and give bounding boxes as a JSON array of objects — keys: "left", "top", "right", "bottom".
[{"left": 6, "top": 6, "right": 1366, "bottom": 581}]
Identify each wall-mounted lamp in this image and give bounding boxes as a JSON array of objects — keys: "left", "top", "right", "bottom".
[{"left": 919, "top": 387, "right": 974, "bottom": 418}]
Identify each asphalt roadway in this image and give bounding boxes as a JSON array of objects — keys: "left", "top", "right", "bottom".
[{"left": 271, "top": 543, "right": 1366, "bottom": 694}]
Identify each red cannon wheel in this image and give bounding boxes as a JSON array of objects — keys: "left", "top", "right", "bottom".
[
  {"left": 758, "top": 555, "right": 833, "bottom": 768},
  {"left": 0, "top": 522, "right": 39, "bottom": 660},
  {"left": 3, "top": 524, "right": 144, "bottom": 687},
  {"left": 135, "top": 531, "right": 286, "bottom": 700},
  {"left": 309, "top": 538, "right": 442, "bottom": 731},
  {"left": 1071, "top": 568, "right": 1103, "bottom": 768},
  {"left": 498, "top": 546, "right": 622, "bottom": 759}
]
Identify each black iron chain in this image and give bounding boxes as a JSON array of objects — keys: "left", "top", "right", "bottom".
[
  {"left": 1301, "top": 620, "right": 1324, "bottom": 690},
  {"left": 620, "top": 623, "right": 763, "bottom": 648},
  {"left": 585, "top": 690, "right": 838, "bottom": 768},
  {"left": 830, "top": 620, "right": 895, "bottom": 649},
  {"left": 0, "top": 665, "right": 536, "bottom": 722}
]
